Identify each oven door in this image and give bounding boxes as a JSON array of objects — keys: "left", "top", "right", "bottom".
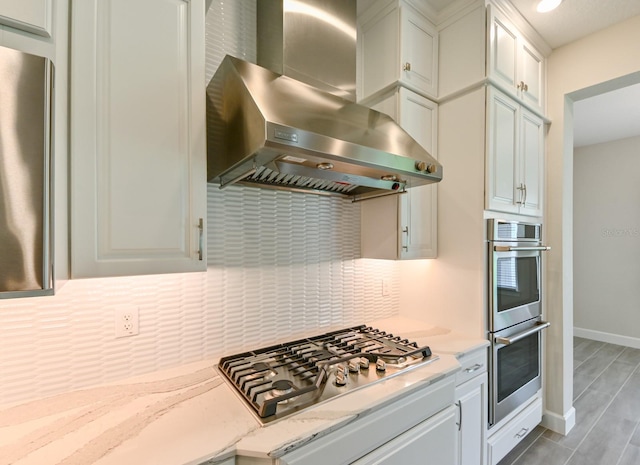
[
  {"left": 489, "top": 317, "right": 550, "bottom": 427},
  {"left": 489, "top": 243, "right": 546, "bottom": 331}
]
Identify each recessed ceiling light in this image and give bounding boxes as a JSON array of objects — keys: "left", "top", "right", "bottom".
[{"left": 537, "top": 0, "right": 563, "bottom": 13}]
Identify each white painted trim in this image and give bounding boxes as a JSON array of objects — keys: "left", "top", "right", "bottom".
[
  {"left": 574, "top": 327, "right": 640, "bottom": 350},
  {"left": 541, "top": 406, "right": 575, "bottom": 435}
]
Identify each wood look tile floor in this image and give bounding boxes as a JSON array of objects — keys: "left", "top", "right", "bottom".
[{"left": 498, "top": 337, "right": 640, "bottom": 465}]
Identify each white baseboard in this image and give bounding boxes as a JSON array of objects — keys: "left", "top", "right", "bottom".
[
  {"left": 574, "top": 327, "right": 640, "bottom": 349},
  {"left": 541, "top": 407, "right": 576, "bottom": 435}
]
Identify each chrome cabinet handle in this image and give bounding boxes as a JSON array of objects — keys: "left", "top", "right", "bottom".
[
  {"left": 522, "top": 183, "right": 527, "bottom": 206},
  {"left": 402, "top": 226, "right": 409, "bottom": 251},
  {"left": 197, "top": 218, "right": 204, "bottom": 261},
  {"left": 464, "top": 363, "right": 483, "bottom": 373},
  {"left": 403, "top": 62, "right": 411, "bottom": 72},
  {"left": 456, "top": 401, "right": 462, "bottom": 431},
  {"left": 515, "top": 427, "right": 529, "bottom": 439},
  {"left": 495, "top": 321, "right": 550, "bottom": 345},
  {"left": 516, "top": 183, "right": 525, "bottom": 205}
]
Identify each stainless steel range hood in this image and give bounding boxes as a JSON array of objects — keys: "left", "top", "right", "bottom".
[
  {"left": 206, "top": 56, "right": 441, "bottom": 200},
  {"left": 205, "top": 1, "right": 442, "bottom": 201}
]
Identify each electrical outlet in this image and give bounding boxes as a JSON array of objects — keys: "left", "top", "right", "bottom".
[
  {"left": 115, "top": 306, "right": 139, "bottom": 338},
  {"left": 382, "top": 279, "right": 390, "bottom": 297}
]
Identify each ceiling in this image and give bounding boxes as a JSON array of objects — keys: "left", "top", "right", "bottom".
[
  {"left": 390, "top": 0, "right": 640, "bottom": 147},
  {"left": 509, "top": 0, "right": 640, "bottom": 49}
]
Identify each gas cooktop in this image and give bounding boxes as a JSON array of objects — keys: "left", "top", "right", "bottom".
[{"left": 217, "top": 325, "right": 438, "bottom": 424}]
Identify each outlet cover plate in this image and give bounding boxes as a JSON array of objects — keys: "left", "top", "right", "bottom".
[{"left": 115, "top": 306, "right": 140, "bottom": 338}]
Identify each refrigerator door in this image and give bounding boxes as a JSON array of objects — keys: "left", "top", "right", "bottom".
[{"left": 0, "top": 45, "right": 54, "bottom": 297}]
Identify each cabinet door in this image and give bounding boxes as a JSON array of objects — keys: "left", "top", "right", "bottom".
[
  {"left": 0, "top": 0, "right": 51, "bottom": 37},
  {"left": 486, "top": 87, "right": 519, "bottom": 214},
  {"left": 353, "top": 406, "right": 456, "bottom": 464},
  {"left": 398, "top": 88, "right": 437, "bottom": 259},
  {"left": 456, "top": 375, "right": 487, "bottom": 465},
  {"left": 518, "top": 108, "right": 544, "bottom": 217},
  {"left": 399, "top": 4, "right": 438, "bottom": 98},
  {"left": 357, "top": 0, "right": 437, "bottom": 101},
  {"left": 358, "top": 2, "right": 399, "bottom": 101},
  {"left": 361, "top": 87, "right": 437, "bottom": 260},
  {"left": 71, "top": 0, "right": 207, "bottom": 278},
  {"left": 487, "top": 7, "right": 517, "bottom": 95},
  {"left": 518, "top": 40, "right": 544, "bottom": 113},
  {"left": 487, "top": 5, "right": 545, "bottom": 114}
]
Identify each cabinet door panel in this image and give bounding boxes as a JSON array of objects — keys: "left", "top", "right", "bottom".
[
  {"left": 398, "top": 88, "right": 437, "bottom": 259},
  {"left": 487, "top": 89, "right": 519, "bottom": 214},
  {"left": 400, "top": 6, "right": 438, "bottom": 98},
  {"left": 71, "top": 0, "right": 206, "bottom": 277},
  {"left": 0, "top": 0, "right": 51, "bottom": 37},
  {"left": 353, "top": 406, "right": 456, "bottom": 465},
  {"left": 359, "top": 4, "right": 398, "bottom": 99},
  {"left": 457, "top": 380, "right": 486, "bottom": 465},
  {"left": 519, "top": 41, "right": 544, "bottom": 112},
  {"left": 488, "top": 12, "right": 517, "bottom": 92},
  {"left": 519, "top": 109, "right": 543, "bottom": 216}
]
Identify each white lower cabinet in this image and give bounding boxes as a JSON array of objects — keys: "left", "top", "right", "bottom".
[
  {"left": 454, "top": 349, "right": 487, "bottom": 465},
  {"left": 361, "top": 87, "right": 438, "bottom": 259},
  {"left": 352, "top": 406, "right": 456, "bottom": 464},
  {"left": 70, "top": 0, "right": 207, "bottom": 278},
  {"left": 486, "top": 396, "right": 541, "bottom": 465},
  {"left": 236, "top": 376, "right": 456, "bottom": 465}
]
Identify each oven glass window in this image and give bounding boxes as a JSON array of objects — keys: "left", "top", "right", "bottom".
[
  {"left": 496, "top": 256, "right": 540, "bottom": 312},
  {"left": 497, "top": 334, "right": 539, "bottom": 403}
]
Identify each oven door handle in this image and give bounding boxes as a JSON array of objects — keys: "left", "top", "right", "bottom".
[
  {"left": 495, "top": 321, "right": 550, "bottom": 345},
  {"left": 493, "top": 245, "right": 551, "bottom": 252}
]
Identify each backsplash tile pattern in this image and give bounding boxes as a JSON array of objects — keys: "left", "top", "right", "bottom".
[
  {"left": 0, "top": 184, "right": 399, "bottom": 406},
  {"left": 0, "top": 0, "right": 400, "bottom": 407}
]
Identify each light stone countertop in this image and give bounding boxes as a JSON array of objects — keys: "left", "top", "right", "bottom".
[{"left": 0, "top": 317, "right": 488, "bottom": 465}]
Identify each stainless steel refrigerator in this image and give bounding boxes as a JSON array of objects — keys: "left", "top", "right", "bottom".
[{"left": 0, "top": 44, "right": 54, "bottom": 298}]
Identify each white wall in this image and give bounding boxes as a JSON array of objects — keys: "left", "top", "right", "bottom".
[
  {"left": 398, "top": 87, "right": 487, "bottom": 338},
  {"left": 573, "top": 135, "right": 640, "bottom": 347},
  {"left": 544, "top": 14, "right": 640, "bottom": 434},
  {"left": 0, "top": 1, "right": 401, "bottom": 407}
]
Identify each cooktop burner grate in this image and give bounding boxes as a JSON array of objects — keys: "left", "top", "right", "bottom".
[{"left": 217, "top": 325, "right": 436, "bottom": 424}]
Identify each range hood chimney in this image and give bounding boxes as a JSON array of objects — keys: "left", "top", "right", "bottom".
[{"left": 206, "top": 0, "right": 442, "bottom": 201}]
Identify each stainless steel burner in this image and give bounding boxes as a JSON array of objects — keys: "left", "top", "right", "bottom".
[{"left": 217, "top": 325, "right": 438, "bottom": 424}]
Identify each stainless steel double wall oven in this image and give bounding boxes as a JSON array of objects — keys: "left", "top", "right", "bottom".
[{"left": 487, "top": 219, "right": 550, "bottom": 427}]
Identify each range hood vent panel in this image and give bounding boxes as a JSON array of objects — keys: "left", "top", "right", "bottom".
[{"left": 206, "top": 56, "right": 442, "bottom": 199}]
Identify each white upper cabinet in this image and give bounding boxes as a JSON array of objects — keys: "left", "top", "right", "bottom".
[
  {"left": 0, "top": 0, "right": 52, "bottom": 37},
  {"left": 70, "top": 0, "right": 207, "bottom": 278},
  {"left": 361, "top": 87, "right": 438, "bottom": 260},
  {"left": 486, "top": 87, "right": 543, "bottom": 217},
  {"left": 439, "top": 2, "right": 547, "bottom": 116},
  {"left": 358, "top": 0, "right": 438, "bottom": 101},
  {"left": 487, "top": 5, "right": 545, "bottom": 113}
]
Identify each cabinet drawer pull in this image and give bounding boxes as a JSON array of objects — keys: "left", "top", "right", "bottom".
[
  {"left": 515, "top": 427, "right": 529, "bottom": 439},
  {"left": 403, "top": 62, "right": 411, "bottom": 72},
  {"left": 517, "top": 81, "right": 529, "bottom": 92},
  {"left": 464, "top": 363, "right": 483, "bottom": 373}
]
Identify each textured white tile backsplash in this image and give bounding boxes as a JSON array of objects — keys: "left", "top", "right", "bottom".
[
  {"left": 0, "top": 0, "right": 399, "bottom": 407},
  {"left": 0, "top": 185, "right": 399, "bottom": 406}
]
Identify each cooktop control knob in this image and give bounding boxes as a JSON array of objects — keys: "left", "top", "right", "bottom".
[
  {"left": 376, "top": 358, "right": 386, "bottom": 372},
  {"left": 415, "top": 161, "right": 427, "bottom": 172},
  {"left": 348, "top": 359, "right": 361, "bottom": 373},
  {"left": 335, "top": 365, "right": 348, "bottom": 386},
  {"left": 426, "top": 164, "right": 436, "bottom": 173},
  {"left": 359, "top": 357, "right": 370, "bottom": 370}
]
